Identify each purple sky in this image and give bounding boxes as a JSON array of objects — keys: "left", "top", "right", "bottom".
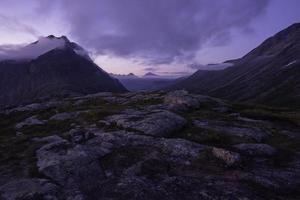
[{"left": 0, "top": 0, "right": 300, "bottom": 75}]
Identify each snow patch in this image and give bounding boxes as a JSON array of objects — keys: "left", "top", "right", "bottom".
[{"left": 282, "top": 60, "right": 298, "bottom": 69}]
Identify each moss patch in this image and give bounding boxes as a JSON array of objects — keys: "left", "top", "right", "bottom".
[{"left": 176, "top": 125, "right": 232, "bottom": 145}]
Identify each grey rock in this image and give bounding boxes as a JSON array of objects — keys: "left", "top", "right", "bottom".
[
  {"left": 67, "top": 129, "right": 95, "bottom": 143},
  {"left": 6, "top": 103, "right": 43, "bottom": 113},
  {"left": 212, "top": 147, "right": 241, "bottom": 166},
  {"left": 32, "top": 135, "right": 64, "bottom": 143},
  {"left": 15, "top": 115, "right": 45, "bottom": 129},
  {"left": 36, "top": 137, "right": 105, "bottom": 198},
  {"left": 0, "top": 179, "right": 58, "bottom": 200},
  {"left": 49, "top": 112, "right": 75, "bottom": 121},
  {"left": 2, "top": 89, "right": 300, "bottom": 200},
  {"left": 87, "top": 131, "right": 204, "bottom": 163},
  {"left": 164, "top": 90, "right": 200, "bottom": 111},
  {"left": 5, "top": 101, "right": 65, "bottom": 115},
  {"left": 106, "top": 110, "right": 187, "bottom": 137}
]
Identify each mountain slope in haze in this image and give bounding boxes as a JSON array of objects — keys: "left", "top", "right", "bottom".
[
  {"left": 111, "top": 73, "right": 178, "bottom": 91},
  {"left": 0, "top": 36, "right": 127, "bottom": 108},
  {"left": 169, "top": 23, "right": 300, "bottom": 108}
]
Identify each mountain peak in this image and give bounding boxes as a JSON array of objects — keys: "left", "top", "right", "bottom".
[
  {"left": 144, "top": 72, "right": 158, "bottom": 77},
  {"left": 46, "top": 35, "right": 57, "bottom": 39},
  {"left": 0, "top": 35, "right": 91, "bottom": 62},
  {"left": 46, "top": 35, "right": 70, "bottom": 43}
]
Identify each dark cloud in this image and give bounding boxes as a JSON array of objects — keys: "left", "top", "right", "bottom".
[
  {"left": 38, "top": 0, "right": 269, "bottom": 64},
  {"left": 0, "top": 14, "right": 39, "bottom": 37}
]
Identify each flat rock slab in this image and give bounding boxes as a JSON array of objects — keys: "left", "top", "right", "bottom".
[
  {"left": 212, "top": 147, "right": 241, "bottom": 166},
  {"left": 164, "top": 90, "right": 228, "bottom": 112},
  {"left": 36, "top": 137, "right": 106, "bottom": 199},
  {"left": 106, "top": 110, "right": 187, "bottom": 137},
  {"left": 15, "top": 115, "right": 45, "bottom": 129}
]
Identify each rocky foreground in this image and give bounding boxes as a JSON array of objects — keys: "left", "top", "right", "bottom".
[{"left": 0, "top": 91, "right": 300, "bottom": 200}]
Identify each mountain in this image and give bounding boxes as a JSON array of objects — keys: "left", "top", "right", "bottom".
[
  {"left": 143, "top": 72, "right": 159, "bottom": 77},
  {"left": 111, "top": 73, "right": 138, "bottom": 79},
  {"left": 169, "top": 23, "right": 300, "bottom": 108},
  {"left": 0, "top": 35, "right": 127, "bottom": 108},
  {"left": 110, "top": 72, "right": 181, "bottom": 91}
]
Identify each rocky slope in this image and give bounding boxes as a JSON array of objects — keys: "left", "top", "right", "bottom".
[
  {"left": 0, "top": 90, "right": 300, "bottom": 199},
  {"left": 0, "top": 36, "right": 127, "bottom": 108},
  {"left": 169, "top": 23, "right": 300, "bottom": 108}
]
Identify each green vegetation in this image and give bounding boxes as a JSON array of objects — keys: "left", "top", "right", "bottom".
[
  {"left": 175, "top": 125, "right": 232, "bottom": 145},
  {"left": 190, "top": 148, "right": 227, "bottom": 173},
  {"left": 78, "top": 109, "right": 117, "bottom": 124},
  {"left": 232, "top": 103, "right": 300, "bottom": 126},
  {"left": 187, "top": 109, "right": 234, "bottom": 122},
  {"left": 264, "top": 127, "right": 300, "bottom": 152}
]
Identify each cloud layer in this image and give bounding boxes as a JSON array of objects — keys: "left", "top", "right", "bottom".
[
  {"left": 0, "top": 37, "right": 65, "bottom": 61},
  {"left": 38, "top": 0, "right": 269, "bottom": 65}
]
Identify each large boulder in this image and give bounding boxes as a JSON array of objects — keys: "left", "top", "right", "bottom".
[
  {"left": 212, "top": 147, "right": 241, "bottom": 166},
  {"left": 36, "top": 136, "right": 106, "bottom": 199},
  {"left": 49, "top": 112, "right": 75, "bottom": 121},
  {"left": 106, "top": 109, "right": 187, "bottom": 137},
  {"left": 15, "top": 115, "right": 45, "bottom": 129},
  {"left": 164, "top": 90, "right": 228, "bottom": 112},
  {"left": 164, "top": 90, "right": 200, "bottom": 111}
]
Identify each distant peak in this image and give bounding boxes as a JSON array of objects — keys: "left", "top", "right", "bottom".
[
  {"left": 144, "top": 72, "right": 158, "bottom": 76},
  {"left": 46, "top": 35, "right": 55, "bottom": 39},
  {"left": 46, "top": 35, "right": 70, "bottom": 43}
]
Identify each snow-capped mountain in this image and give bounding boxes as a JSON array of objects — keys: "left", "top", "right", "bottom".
[
  {"left": 0, "top": 35, "right": 91, "bottom": 61},
  {"left": 0, "top": 35, "right": 127, "bottom": 108}
]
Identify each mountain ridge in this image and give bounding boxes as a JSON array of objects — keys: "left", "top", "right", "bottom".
[{"left": 169, "top": 23, "right": 300, "bottom": 108}]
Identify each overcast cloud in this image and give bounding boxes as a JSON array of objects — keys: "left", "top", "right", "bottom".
[
  {"left": 36, "top": 0, "right": 269, "bottom": 65},
  {"left": 4, "top": 0, "right": 300, "bottom": 75}
]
